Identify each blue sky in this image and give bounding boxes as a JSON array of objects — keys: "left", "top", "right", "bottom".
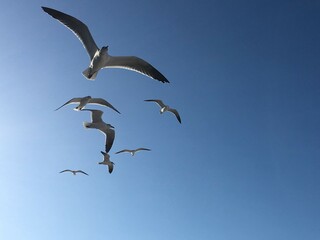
[{"left": 0, "top": 0, "right": 319, "bottom": 239}]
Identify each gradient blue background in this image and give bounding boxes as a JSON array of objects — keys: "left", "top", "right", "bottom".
[{"left": 0, "top": 0, "right": 319, "bottom": 239}]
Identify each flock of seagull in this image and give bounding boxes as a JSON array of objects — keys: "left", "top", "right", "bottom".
[{"left": 42, "top": 6, "right": 181, "bottom": 175}]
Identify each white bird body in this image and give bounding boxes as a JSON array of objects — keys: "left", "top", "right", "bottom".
[
  {"left": 42, "top": 7, "right": 169, "bottom": 83},
  {"left": 82, "top": 109, "right": 115, "bottom": 153},
  {"left": 160, "top": 105, "right": 169, "bottom": 114},
  {"left": 99, "top": 151, "right": 114, "bottom": 173},
  {"left": 59, "top": 169, "right": 88, "bottom": 175},
  {"left": 77, "top": 96, "right": 92, "bottom": 110},
  {"left": 54, "top": 95, "right": 120, "bottom": 113},
  {"left": 82, "top": 48, "right": 108, "bottom": 79},
  {"left": 144, "top": 99, "right": 181, "bottom": 123},
  {"left": 115, "top": 148, "right": 151, "bottom": 156}
]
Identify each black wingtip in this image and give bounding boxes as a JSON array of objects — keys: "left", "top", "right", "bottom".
[
  {"left": 41, "top": 6, "right": 50, "bottom": 12},
  {"left": 159, "top": 77, "right": 170, "bottom": 83},
  {"left": 42, "top": 6, "right": 58, "bottom": 18},
  {"left": 41, "top": 6, "right": 67, "bottom": 19}
]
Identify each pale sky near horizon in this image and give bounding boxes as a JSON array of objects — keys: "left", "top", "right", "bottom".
[{"left": 0, "top": 1, "right": 319, "bottom": 239}]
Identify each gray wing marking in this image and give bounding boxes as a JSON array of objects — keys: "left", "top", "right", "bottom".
[
  {"left": 136, "top": 148, "right": 151, "bottom": 152},
  {"left": 42, "top": 6, "right": 99, "bottom": 60},
  {"left": 105, "top": 56, "right": 169, "bottom": 83},
  {"left": 115, "top": 149, "right": 130, "bottom": 154},
  {"left": 108, "top": 163, "right": 114, "bottom": 174},
  {"left": 82, "top": 109, "right": 104, "bottom": 123},
  {"left": 144, "top": 99, "right": 165, "bottom": 108},
  {"left": 89, "top": 98, "right": 121, "bottom": 114},
  {"left": 54, "top": 98, "right": 82, "bottom": 111},
  {"left": 77, "top": 170, "right": 89, "bottom": 176},
  {"left": 169, "top": 108, "right": 181, "bottom": 123},
  {"left": 104, "top": 128, "right": 115, "bottom": 153}
]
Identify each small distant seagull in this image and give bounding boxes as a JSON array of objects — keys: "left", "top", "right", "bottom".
[
  {"left": 42, "top": 6, "right": 169, "bottom": 83},
  {"left": 144, "top": 99, "right": 181, "bottom": 123},
  {"left": 115, "top": 148, "right": 151, "bottom": 156},
  {"left": 82, "top": 109, "right": 115, "bottom": 153},
  {"left": 59, "top": 169, "right": 88, "bottom": 175},
  {"left": 54, "top": 95, "right": 120, "bottom": 113},
  {"left": 99, "top": 151, "right": 115, "bottom": 174}
]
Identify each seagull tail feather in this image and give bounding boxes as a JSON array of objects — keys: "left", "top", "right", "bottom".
[
  {"left": 82, "top": 67, "right": 98, "bottom": 80},
  {"left": 83, "top": 122, "right": 91, "bottom": 128}
]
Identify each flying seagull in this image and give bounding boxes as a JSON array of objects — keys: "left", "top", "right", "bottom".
[
  {"left": 144, "top": 99, "right": 181, "bottom": 123},
  {"left": 59, "top": 169, "right": 88, "bottom": 175},
  {"left": 99, "top": 151, "right": 115, "bottom": 174},
  {"left": 42, "top": 6, "right": 169, "bottom": 83},
  {"left": 82, "top": 109, "right": 115, "bottom": 153},
  {"left": 115, "top": 148, "right": 151, "bottom": 156},
  {"left": 54, "top": 95, "right": 120, "bottom": 113}
]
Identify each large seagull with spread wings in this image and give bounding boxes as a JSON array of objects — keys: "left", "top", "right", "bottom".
[{"left": 42, "top": 6, "right": 169, "bottom": 83}]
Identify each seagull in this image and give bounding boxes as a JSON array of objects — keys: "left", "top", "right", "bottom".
[
  {"left": 99, "top": 151, "right": 115, "bottom": 174},
  {"left": 42, "top": 6, "right": 169, "bottom": 83},
  {"left": 115, "top": 148, "right": 151, "bottom": 156},
  {"left": 59, "top": 169, "right": 88, "bottom": 175},
  {"left": 82, "top": 109, "right": 115, "bottom": 153},
  {"left": 144, "top": 99, "right": 181, "bottom": 123},
  {"left": 54, "top": 95, "right": 120, "bottom": 113}
]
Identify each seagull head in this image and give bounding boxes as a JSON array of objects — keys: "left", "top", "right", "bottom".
[{"left": 101, "top": 46, "right": 109, "bottom": 53}]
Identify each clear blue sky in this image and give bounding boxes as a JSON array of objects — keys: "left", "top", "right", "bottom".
[{"left": 0, "top": 0, "right": 319, "bottom": 239}]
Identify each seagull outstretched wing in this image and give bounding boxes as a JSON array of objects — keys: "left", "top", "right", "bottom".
[
  {"left": 82, "top": 109, "right": 104, "bottom": 123},
  {"left": 144, "top": 99, "right": 166, "bottom": 108},
  {"left": 115, "top": 149, "right": 130, "bottom": 154},
  {"left": 54, "top": 98, "right": 82, "bottom": 111},
  {"left": 168, "top": 108, "right": 181, "bottom": 123},
  {"left": 89, "top": 98, "right": 121, "bottom": 114},
  {"left": 42, "top": 6, "right": 99, "bottom": 60},
  {"left": 105, "top": 56, "right": 169, "bottom": 83},
  {"left": 77, "top": 170, "right": 89, "bottom": 176}
]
